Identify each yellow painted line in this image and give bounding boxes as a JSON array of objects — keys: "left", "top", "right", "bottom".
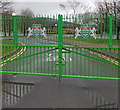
[
  {"left": 82, "top": 48, "right": 119, "bottom": 65},
  {"left": 1, "top": 42, "right": 26, "bottom": 67}
]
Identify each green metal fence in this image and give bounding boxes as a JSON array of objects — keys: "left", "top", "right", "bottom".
[{"left": 1, "top": 14, "right": 120, "bottom": 80}]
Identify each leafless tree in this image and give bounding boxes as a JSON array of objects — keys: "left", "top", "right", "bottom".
[
  {"left": 96, "top": 0, "right": 120, "bottom": 15},
  {"left": 0, "top": 0, "right": 14, "bottom": 15},
  {"left": 96, "top": 0, "right": 120, "bottom": 39},
  {"left": 0, "top": 0, "right": 14, "bottom": 36},
  {"left": 59, "top": 0, "right": 88, "bottom": 15},
  {"left": 60, "top": 0, "right": 81, "bottom": 15},
  {"left": 20, "top": 8, "right": 34, "bottom": 36},
  {"left": 59, "top": 0, "right": 85, "bottom": 37},
  {"left": 20, "top": 8, "right": 34, "bottom": 17}
]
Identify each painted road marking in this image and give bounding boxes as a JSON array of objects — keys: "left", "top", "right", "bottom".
[
  {"left": 82, "top": 48, "right": 119, "bottom": 65},
  {"left": 1, "top": 42, "right": 26, "bottom": 67},
  {"left": 46, "top": 53, "right": 72, "bottom": 62}
]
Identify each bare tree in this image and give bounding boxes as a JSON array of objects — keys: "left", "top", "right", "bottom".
[
  {"left": 96, "top": 0, "right": 120, "bottom": 40},
  {"left": 59, "top": 0, "right": 84, "bottom": 37},
  {"left": 20, "top": 8, "right": 34, "bottom": 17},
  {"left": 20, "top": 8, "right": 34, "bottom": 36},
  {"left": 96, "top": 0, "right": 120, "bottom": 15},
  {"left": 59, "top": 0, "right": 86, "bottom": 15},
  {"left": 0, "top": 0, "right": 14, "bottom": 36},
  {"left": 0, "top": 0, "right": 14, "bottom": 15}
]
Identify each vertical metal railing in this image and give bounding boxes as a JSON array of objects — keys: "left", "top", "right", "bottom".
[
  {"left": 13, "top": 15, "right": 18, "bottom": 45},
  {"left": 58, "top": 15, "right": 63, "bottom": 78},
  {"left": 109, "top": 13, "right": 113, "bottom": 48},
  {"left": 1, "top": 13, "right": 119, "bottom": 47}
]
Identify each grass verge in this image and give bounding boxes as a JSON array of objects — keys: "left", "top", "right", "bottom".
[{"left": 63, "top": 36, "right": 120, "bottom": 46}]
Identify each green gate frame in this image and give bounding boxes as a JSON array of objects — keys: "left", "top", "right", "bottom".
[{"left": 1, "top": 14, "right": 120, "bottom": 80}]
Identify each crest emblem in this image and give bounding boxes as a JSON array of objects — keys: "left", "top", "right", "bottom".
[
  {"left": 32, "top": 24, "right": 42, "bottom": 36},
  {"left": 80, "top": 24, "right": 91, "bottom": 38}
]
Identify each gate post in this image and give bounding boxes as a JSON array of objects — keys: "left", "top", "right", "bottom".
[
  {"left": 13, "top": 14, "right": 18, "bottom": 45},
  {"left": 109, "top": 13, "right": 113, "bottom": 48},
  {"left": 58, "top": 14, "right": 63, "bottom": 78}
]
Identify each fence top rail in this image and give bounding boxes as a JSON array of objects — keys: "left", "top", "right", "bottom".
[{"left": 1, "top": 13, "right": 120, "bottom": 19}]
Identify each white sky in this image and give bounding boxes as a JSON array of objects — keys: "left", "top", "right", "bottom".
[
  {"left": 13, "top": 0, "right": 99, "bottom": 2},
  {"left": 12, "top": 0, "right": 105, "bottom": 15}
]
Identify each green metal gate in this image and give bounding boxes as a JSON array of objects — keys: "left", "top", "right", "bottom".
[{"left": 1, "top": 14, "right": 120, "bottom": 80}]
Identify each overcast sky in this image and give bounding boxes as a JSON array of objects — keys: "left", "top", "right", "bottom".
[
  {"left": 13, "top": 0, "right": 100, "bottom": 2},
  {"left": 12, "top": 0, "right": 104, "bottom": 15}
]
